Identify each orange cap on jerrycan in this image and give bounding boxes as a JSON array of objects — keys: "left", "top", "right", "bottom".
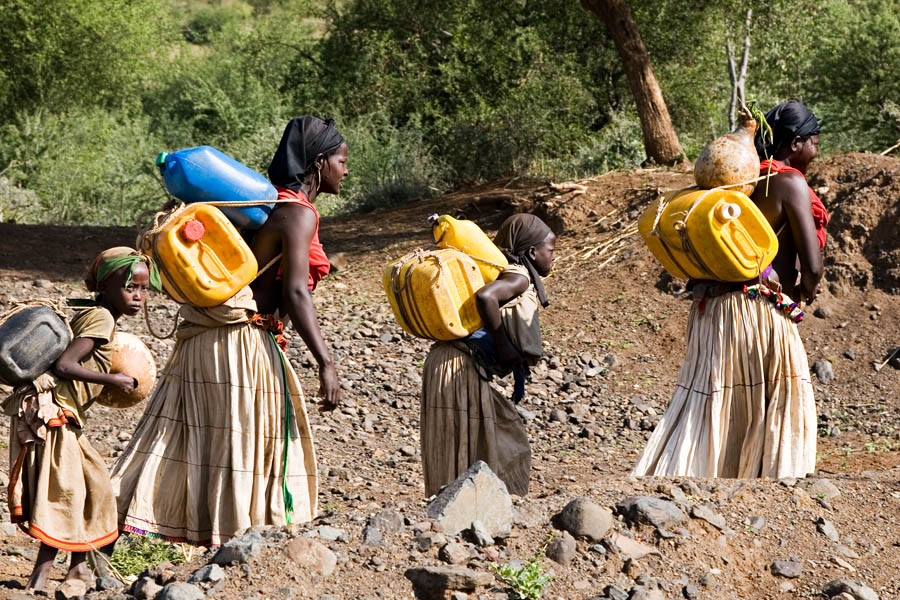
[
  {"left": 149, "top": 204, "right": 258, "bottom": 307},
  {"left": 429, "top": 214, "right": 508, "bottom": 282}
]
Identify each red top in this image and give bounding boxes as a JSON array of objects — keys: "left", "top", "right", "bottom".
[
  {"left": 274, "top": 186, "right": 331, "bottom": 291},
  {"left": 759, "top": 159, "right": 829, "bottom": 251}
]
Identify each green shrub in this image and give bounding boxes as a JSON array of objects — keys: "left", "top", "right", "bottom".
[
  {"left": 317, "top": 112, "right": 449, "bottom": 215},
  {"left": 108, "top": 534, "right": 184, "bottom": 577},
  {"left": 531, "top": 110, "right": 645, "bottom": 181},
  {"left": 0, "top": 108, "right": 162, "bottom": 225}
]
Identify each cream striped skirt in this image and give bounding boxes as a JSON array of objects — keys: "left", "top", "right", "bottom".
[
  {"left": 632, "top": 290, "right": 816, "bottom": 479},
  {"left": 111, "top": 319, "right": 317, "bottom": 546}
]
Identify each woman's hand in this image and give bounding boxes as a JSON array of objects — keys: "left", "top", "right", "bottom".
[
  {"left": 109, "top": 373, "right": 137, "bottom": 394},
  {"left": 318, "top": 362, "right": 341, "bottom": 411}
]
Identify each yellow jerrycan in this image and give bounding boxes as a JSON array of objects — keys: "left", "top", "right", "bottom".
[
  {"left": 145, "top": 203, "right": 259, "bottom": 307},
  {"left": 383, "top": 249, "right": 485, "bottom": 340},
  {"left": 429, "top": 214, "right": 508, "bottom": 282},
  {"left": 638, "top": 188, "right": 778, "bottom": 282}
]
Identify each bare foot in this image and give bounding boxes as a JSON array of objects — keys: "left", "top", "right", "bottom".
[
  {"left": 26, "top": 543, "right": 57, "bottom": 591},
  {"left": 64, "top": 553, "right": 93, "bottom": 585}
]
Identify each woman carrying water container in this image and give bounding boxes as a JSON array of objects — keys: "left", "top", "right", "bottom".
[
  {"left": 632, "top": 101, "right": 825, "bottom": 479},
  {"left": 3, "top": 248, "right": 156, "bottom": 590},
  {"left": 112, "top": 116, "right": 347, "bottom": 546},
  {"left": 420, "top": 214, "right": 556, "bottom": 496}
]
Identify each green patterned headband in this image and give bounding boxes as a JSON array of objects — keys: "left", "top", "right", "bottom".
[{"left": 96, "top": 254, "right": 162, "bottom": 292}]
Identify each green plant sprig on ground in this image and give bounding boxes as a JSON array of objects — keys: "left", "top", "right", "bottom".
[{"left": 490, "top": 538, "right": 554, "bottom": 600}]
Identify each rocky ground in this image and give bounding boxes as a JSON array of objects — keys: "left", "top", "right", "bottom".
[{"left": 0, "top": 153, "right": 898, "bottom": 599}]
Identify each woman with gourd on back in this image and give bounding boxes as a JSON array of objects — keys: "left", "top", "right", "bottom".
[{"left": 632, "top": 101, "right": 824, "bottom": 480}]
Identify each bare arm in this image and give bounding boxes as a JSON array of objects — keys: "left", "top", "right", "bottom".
[
  {"left": 777, "top": 173, "right": 823, "bottom": 303},
  {"left": 53, "top": 337, "right": 135, "bottom": 393},
  {"left": 272, "top": 204, "right": 340, "bottom": 407},
  {"left": 475, "top": 271, "right": 530, "bottom": 367}
]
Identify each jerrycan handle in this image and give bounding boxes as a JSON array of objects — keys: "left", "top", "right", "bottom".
[{"left": 428, "top": 213, "right": 447, "bottom": 244}]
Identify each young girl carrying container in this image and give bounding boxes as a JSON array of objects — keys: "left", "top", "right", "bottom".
[{"left": 3, "top": 247, "right": 158, "bottom": 590}]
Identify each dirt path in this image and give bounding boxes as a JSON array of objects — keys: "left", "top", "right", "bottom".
[{"left": 0, "top": 154, "right": 898, "bottom": 599}]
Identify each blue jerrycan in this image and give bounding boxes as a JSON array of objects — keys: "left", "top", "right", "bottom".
[{"left": 156, "top": 146, "right": 277, "bottom": 230}]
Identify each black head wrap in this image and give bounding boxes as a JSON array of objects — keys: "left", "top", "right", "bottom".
[
  {"left": 493, "top": 213, "right": 553, "bottom": 307},
  {"left": 754, "top": 101, "right": 820, "bottom": 159},
  {"left": 268, "top": 116, "right": 345, "bottom": 192}
]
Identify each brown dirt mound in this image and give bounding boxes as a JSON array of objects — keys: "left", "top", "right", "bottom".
[{"left": 807, "top": 152, "right": 900, "bottom": 295}]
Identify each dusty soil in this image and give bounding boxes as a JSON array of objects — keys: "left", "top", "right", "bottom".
[{"left": 0, "top": 153, "right": 898, "bottom": 599}]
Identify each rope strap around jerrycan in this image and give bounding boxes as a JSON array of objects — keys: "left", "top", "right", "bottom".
[
  {"left": 648, "top": 174, "right": 770, "bottom": 281},
  {"left": 390, "top": 250, "right": 441, "bottom": 339},
  {"left": 136, "top": 200, "right": 286, "bottom": 340}
]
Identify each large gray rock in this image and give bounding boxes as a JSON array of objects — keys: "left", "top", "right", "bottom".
[
  {"left": 133, "top": 576, "right": 163, "bottom": 600},
  {"left": 553, "top": 497, "right": 614, "bottom": 542},
  {"left": 823, "top": 579, "right": 879, "bottom": 600},
  {"left": 284, "top": 537, "right": 337, "bottom": 576},
  {"left": 771, "top": 560, "right": 803, "bottom": 578},
  {"left": 817, "top": 517, "right": 840, "bottom": 542},
  {"left": 426, "top": 461, "right": 513, "bottom": 537},
  {"left": 405, "top": 566, "right": 493, "bottom": 600},
  {"left": 546, "top": 530, "right": 577, "bottom": 564},
  {"left": 157, "top": 582, "right": 205, "bottom": 600},
  {"left": 812, "top": 360, "right": 835, "bottom": 384},
  {"left": 188, "top": 563, "right": 225, "bottom": 584},
  {"left": 690, "top": 504, "right": 726, "bottom": 530},
  {"left": 54, "top": 580, "right": 87, "bottom": 600},
  {"left": 211, "top": 531, "right": 266, "bottom": 565},
  {"left": 368, "top": 509, "right": 404, "bottom": 534},
  {"left": 615, "top": 496, "right": 685, "bottom": 530}
]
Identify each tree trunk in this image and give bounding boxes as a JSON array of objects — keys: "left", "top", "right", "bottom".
[
  {"left": 582, "top": 0, "right": 685, "bottom": 165},
  {"left": 727, "top": 8, "right": 753, "bottom": 130}
]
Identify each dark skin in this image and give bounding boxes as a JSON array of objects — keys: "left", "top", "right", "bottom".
[
  {"left": 250, "top": 142, "right": 349, "bottom": 409},
  {"left": 750, "top": 134, "right": 823, "bottom": 304},
  {"left": 27, "top": 264, "right": 148, "bottom": 591},
  {"left": 475, "top": 233, "right": 556, "bottom": 368}
]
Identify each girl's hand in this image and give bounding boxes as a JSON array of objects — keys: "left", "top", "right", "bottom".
[
  {"left": 109, "top": 373, "right": 138, "bottom": 394},
  {"left": 318, "top": 363, "right": 341, "bottom": 411}
]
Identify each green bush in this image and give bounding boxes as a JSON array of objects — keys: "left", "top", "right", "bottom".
[
  {"left": 108, "top": 534, "right": 183, "bottom": 577},
  {"left": 0, "top": 0, "right": 170, "bottom": 121},
  {"left": 317, "top": 112, "right": 449, "bottom": 215},
  {"left": 0, "top": 108, "right": 162, "bottom": 225}
]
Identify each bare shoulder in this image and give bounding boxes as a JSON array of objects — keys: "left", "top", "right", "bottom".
[
  {"left": 262, "top": 202, "right": 316, "bottom": 233},
  {"left": 771, "top": 170, "right": 810, "bottom": 199}
]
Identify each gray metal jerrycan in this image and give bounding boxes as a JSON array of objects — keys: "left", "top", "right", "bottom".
[{"left": 0, "top": 306, "right": 72, "bottom": 385}]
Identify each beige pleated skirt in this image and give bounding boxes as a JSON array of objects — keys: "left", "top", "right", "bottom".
[
  {"left": 8, "top": 422, "right": 119, "bottom": 551},
  {"left": 632, "top": 290, "right": 817, "bottom": 479},
  {"left": 111, "top": 319, "right": 317, "bottom": 546},
  {"left": 421, "top": 342, "right": 531, "bottom": 496}
]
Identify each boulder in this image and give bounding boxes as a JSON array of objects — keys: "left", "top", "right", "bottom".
[
  {"left": 426, "top": 461, "right": 513, "bottom": 537},
  {"left": 553, "top": 497, "right": 614, "bottom": 542}
]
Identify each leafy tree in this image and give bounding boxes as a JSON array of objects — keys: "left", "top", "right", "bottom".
[{"left": 0, "top": 0, "right": 170, "bottom": 120}]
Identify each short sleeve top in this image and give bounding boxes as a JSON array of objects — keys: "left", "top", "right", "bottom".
[
  {"left": 53, "top": 306, "right": 116, "bottom": 425},
  {"left": 499, "top": 263, "right": 543, "bottom": 362}
]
